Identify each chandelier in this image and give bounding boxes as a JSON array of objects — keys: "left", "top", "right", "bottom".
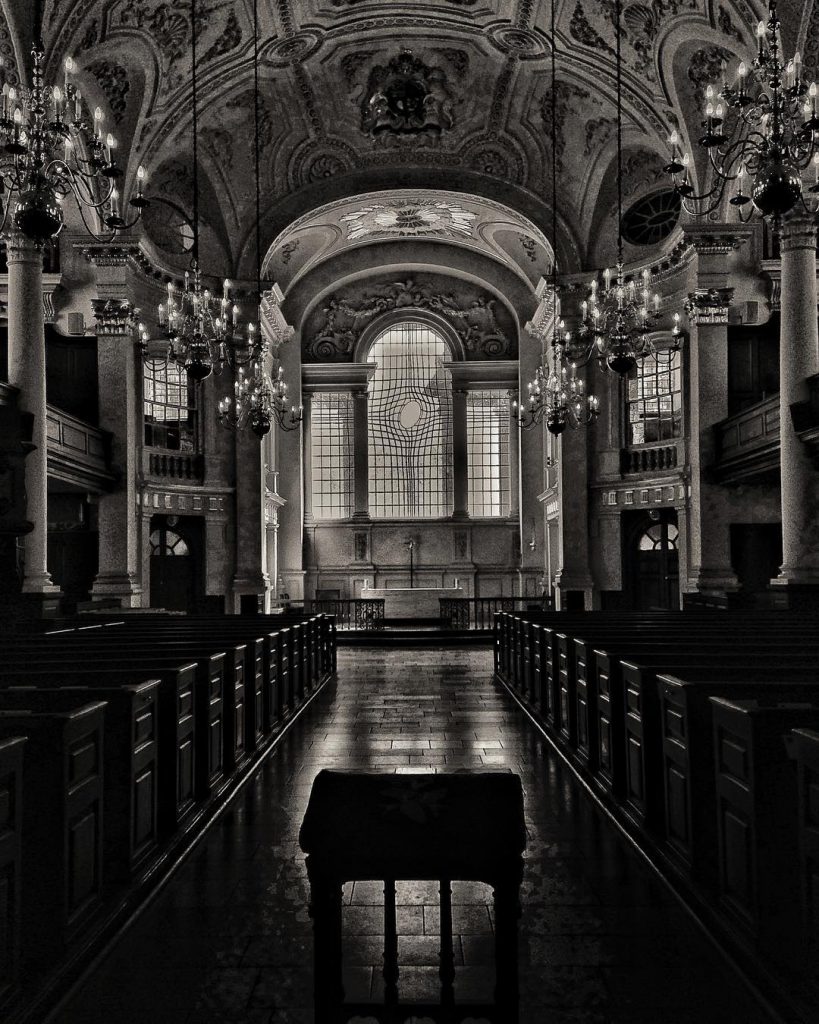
[
  {"left": 515, "top": 0, "right": 598, "bottom": 436},
  {"left": 217, "top": 0, "right": 300, "bottom": 437},
  {"left": 0, "top": 7, "right": 146, "bottom": 245},
  {"left": 665, "top": 0, "right": 819, "bottom": 222},
  {"left": 573, "top": 0, "right": 682, "bottom": 377},
  {"left": 160, "top": 0, "right": 247, "bottom": 383},
  {"left": 515, "top": 305, "right": 599, "bottom": 434}
]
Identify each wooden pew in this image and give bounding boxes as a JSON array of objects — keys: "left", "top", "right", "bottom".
[
  {"left": 0, "top": 683, "right": 160, "bottom": 881},
  {"left": 785, "top": 728, "right": 819, "bottom": 967},
  {"left": 0, "top": 664, "right": 197, "bottom": 836},
  {"left": 0, "top": 703, "right": 106, "bottom": 970},
  {"left": 658, "top": 677, "right": 819, "bottom": 887},
  {"left": 0, "top": 736, "right": 25, "bottom": 1005},
  {"left": 2, "top": 646, "right": 227, "bottom": 801},
  {"left": 711, "top": 698, "right": 819, "bottom": 964}
]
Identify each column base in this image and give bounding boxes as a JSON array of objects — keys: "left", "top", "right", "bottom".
[
  {"left": 689, "top": 568, "right": 741, "bottom": 595},
  {"left": 768, "top": 579, "right": 819, "bottom": 612},
  {"left": 451, "top": 511, "right": 470, "bottom": 522},
  {"left": 14, "top": 587, "right": 62, "bottom": 617},
  {"left": 21, "top": 572, "right": 61, "bottom": 597},
  {"left": 351, "top": 511, "right": 371, "bottom": 522},
  {"left": 91, "top": 573, "right": 142, "bottom": 608},
  {"left": 770, "top": 567, "right": 819, "bottom": 586}
]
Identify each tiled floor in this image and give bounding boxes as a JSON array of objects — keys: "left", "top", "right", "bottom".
[{"left": 55, "top": 648, "right": 777, "bottom": 1024}]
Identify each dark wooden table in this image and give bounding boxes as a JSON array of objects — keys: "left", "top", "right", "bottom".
[{"left": 299, "top": 769, "right": 526, "bottom": 1024}]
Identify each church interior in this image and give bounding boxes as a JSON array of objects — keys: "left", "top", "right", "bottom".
[{"left": 0, "top": 0, "right": 818, "bottom": 1021}]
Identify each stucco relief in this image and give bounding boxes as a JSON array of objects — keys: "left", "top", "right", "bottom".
[
  {"left": 340, "top": 200, "right": 477, "bottom": 241},
  {"left": 304, "top": 274, "right": 516, "bottom": 362},
  {"left": 356, "top": 50, "right": 457, "bottom": 141}
]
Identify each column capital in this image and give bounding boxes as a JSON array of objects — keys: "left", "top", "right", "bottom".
[
  {"left": 779, "top": 213, "right": 818, "bottom": 254},
  {"left": 92, "top": 298, "right": 136, "bottom": 335},
  {"left": 4, "top": 232, "right": 43, "bottom": 265},
  {"left": 683, "top": 225, "right": 748, "bottom": 255},
  {"left": 685, "top": 288, "right": 733, "bottom": 325}
]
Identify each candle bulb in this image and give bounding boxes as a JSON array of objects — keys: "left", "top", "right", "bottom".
[
  {"left": 223, "top": 279, "right": 230, "bottom": 298},
  {"left": 653, "top": 293, "right": 660, "bottom": 313},
  {"left": 64, "top": 55, "right": 73, "bottom": 95},
  {"left": 232, "top": 304, "right": 239, "bottom": 325},
  {"left": 94, "top": 105, "right": 103, "bottom": 139},
  {"left": 52, "top": 85, "right": 62, "bottom": 121},
  {"left": 603, "top": 267, "right": 611, "bottom": 290},
  {"left": 74, "top": 89, "right": 81, "bottom": 122},
  {"left": 105, "top": 132, "right": 114, "bottom": 164}
]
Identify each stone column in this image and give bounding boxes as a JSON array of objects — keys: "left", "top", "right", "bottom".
[
  {"left": 232, "top": 417, "right": 268, "bottom": 612},
  {"left": 90, "top": 298, "right": 142, "bottom": 606},
  {"left": 452, "top": 387, "right": 469, "bottom": 519},
  {"left": 352, "top": 389, "right": 369, "bottom": 519},
  {"left": 773, "top": 212, "right": 819, "bottom": 585},
  {"left": 5, "top": 234, "right": 61, "bottom": 604},
  {"left": 508, "top": 393, "right": 520, "bottom": 517},
  {"left": 519, "top": 304, "right": 547, "bottom": 594},
  {"left": 264, "top": 288, "right": 304, "bottom": 600},
  {"left": 684, "top": 229, "right": 743, "bottom": 596},
  {"left": 554, "top": 313, "right": 594, "bottom": 609}
]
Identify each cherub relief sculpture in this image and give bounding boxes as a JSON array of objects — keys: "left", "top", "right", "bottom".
[{"left": 306, "top": 278, "right": 512, "bottom": 361}]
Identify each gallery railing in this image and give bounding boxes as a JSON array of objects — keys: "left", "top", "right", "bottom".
[
  {"left": 304, "top": 598, "right": 386, "bottom": 631},
  {"left": 439, "top": 596, "right": 551, "bottom": 631}
]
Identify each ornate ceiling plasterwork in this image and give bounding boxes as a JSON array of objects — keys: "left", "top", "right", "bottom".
[
  {"left": 303, "top": 272, "right": 517, "bottom": 363},
  {"left": 263, "top": 189, "right": 555, "bottom": 294},
  {"left": 20, "top": 0, "right": 817, "bottom": 276}
]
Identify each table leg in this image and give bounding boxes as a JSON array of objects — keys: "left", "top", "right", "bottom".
[
  {"left": 493, "top": 877, "right": 520, "bottom": 1024},
  {"left": 308, "top": 872, "right": 344, "bottom": 1023}
]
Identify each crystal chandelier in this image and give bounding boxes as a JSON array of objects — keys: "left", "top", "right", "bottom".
[
  {"left": 515, "top": 0, "right": 598, "bottom": 436},
  {"left": 159, "top": 0, "right": 245, "bottom": 383},
  {"left": 217, "top": 0, "right": 300, "bottom": 437},
  {"left": 0, "top": 3, "right": 146, "bottom": 245},
  {"left": 218, "top": 339, "right": 301, "bottom": 437},
  {"left": 665, "top": 0, "right": 819, "bottom": 222},
  {"left": 575, "top": 0, "right": 682, "bottom": 378},
  {"left": 514, "top": 306, "right": 599, "bottom": 435}
]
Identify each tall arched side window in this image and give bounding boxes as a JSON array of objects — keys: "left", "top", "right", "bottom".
[
  {"left": 311, "top": 392, "right": 355, "bottom": 519},
  {"left": 143, "top": 358, "right": 197, "bottom": 451},
  {"left": 367, "top": 323, "right": 453, "bottom": 518}
]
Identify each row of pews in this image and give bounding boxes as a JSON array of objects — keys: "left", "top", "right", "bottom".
[
  {"left": 0, "top": 611, "right": 336, "bottom": 1018},
  {"left": 494, "top": 609, "right": 819, "bottom": 990}
]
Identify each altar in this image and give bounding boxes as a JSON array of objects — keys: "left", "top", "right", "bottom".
[{"left": 362, "top": 584, "right": 464, "bottom": 618}]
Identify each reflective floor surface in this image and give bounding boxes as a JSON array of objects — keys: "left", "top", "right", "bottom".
[{"left": 54, "top": 648, "right": 777, "bottom": 1024}]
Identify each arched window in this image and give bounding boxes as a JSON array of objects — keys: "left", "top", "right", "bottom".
[
  {"left": 149, "top": 529, "right": 189, "bottom": 556},
  {"left": 367, "top": 322, "right": 453, "bottom": 518},
  {"left": 638, "top": 523, "right": 678, "bottom": 551}
]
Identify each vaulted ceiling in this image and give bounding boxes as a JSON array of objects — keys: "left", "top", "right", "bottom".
[{"left": 2, "top": 1, "right": 817, "bottom": 282}]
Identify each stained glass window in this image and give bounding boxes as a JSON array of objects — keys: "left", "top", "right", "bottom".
[{"left": 367, "top": 323, "right": 453, "bottom": 518}]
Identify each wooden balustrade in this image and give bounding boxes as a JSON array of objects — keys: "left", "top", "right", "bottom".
[
  {"left": 146, "top": 450, "right": 205, "bottom": 481},
  {"left": 305, "top": 598, "right": 385, "bottom": 630},
  {"left": 619, "top": 444, "right": 679, "bottom": 475},
  {"left": 441, "top": 596, "right": 550, "bottom": 631},
  {"left": 712, "top": 394, "right": 780, "bottom": 484}
]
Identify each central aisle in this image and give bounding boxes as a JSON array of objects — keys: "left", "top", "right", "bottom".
[{"left": 57, "top": 648, "right": 775, "bottom": 1024}]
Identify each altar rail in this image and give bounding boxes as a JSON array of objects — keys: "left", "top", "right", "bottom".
[
  {"left": 440, "top": 596, "right": 550, "bottom": 631},
  {"left": 304, "top": 598, "right": 385, "bottom": 631}
]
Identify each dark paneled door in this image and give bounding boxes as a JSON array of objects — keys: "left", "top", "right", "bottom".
[
  {"left": 149, "top": 516, "right": 203, "bottom": 611},
  {"left": 627, "top": 511, "right": 680, "bottom": 611}
]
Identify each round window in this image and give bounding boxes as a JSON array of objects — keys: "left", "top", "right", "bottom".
[{"left": 621, "top": 189, "right": 681, "bottom": 247}]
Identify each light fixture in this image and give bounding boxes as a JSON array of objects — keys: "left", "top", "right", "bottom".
[
  {"left": 160, "top": 0, "right": 239, "bottom": 383},
  {"left": 514, "top": 0, "right": 599, "bottom": 435},
  {"left": 0, "top": 1, "right": 146, "bottom": 245},
  {"left": 665, "top": 0, "right": 819, "bottom": 223},
  {"left": 574, "top": 0, "right": 680, "bottom": 377},
  {"left": 217, "top": 0, "right": 301, "bottom": 437}
]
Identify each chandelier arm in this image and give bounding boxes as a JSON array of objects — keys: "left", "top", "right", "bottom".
[{"left": 73, "top": 195, "right": 118, "bottom": 244}]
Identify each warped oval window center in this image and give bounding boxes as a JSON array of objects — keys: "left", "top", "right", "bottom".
[{"left": 399, "top": 400, "right": 423, "bottom": 429}]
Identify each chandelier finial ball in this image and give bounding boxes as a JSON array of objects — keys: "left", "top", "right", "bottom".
[
  {"left": 250, "top": 413, "right": 271, "bottom": 438},
  {"left": 752, "top": 159, "right": 803, "bottom": 217},
  {"left": 13, "top": 182, "right": 64, "bottom": 243},
  {"left": 607, "top": 351, "right": 637, "bottom": 376},
  {"left": 546, "top": 410, "right": 567, "bottom": 436},
  {"left": 185, "top": 355, "right": 213, "bottom": 382}
]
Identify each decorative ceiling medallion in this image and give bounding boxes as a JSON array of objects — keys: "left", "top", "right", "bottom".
[
  {"left": 359, "top": 50, "right": 456, "bottom": 139},
  {"left": 262, "top": 29, "right": 323, "bottom": 68},
  {"left": 486, "top": 24, "right": 549, "bottom": 60},
  {"left": 340, "top": 200, "right": 477, "bottom": 240}
]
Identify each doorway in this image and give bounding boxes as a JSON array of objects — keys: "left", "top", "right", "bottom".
[
  {"left": 149, "top": 515, "right": 204, "bottom": 612},
  {"left": 624, "top": 509, "right": 680, "bottom": 610}
]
